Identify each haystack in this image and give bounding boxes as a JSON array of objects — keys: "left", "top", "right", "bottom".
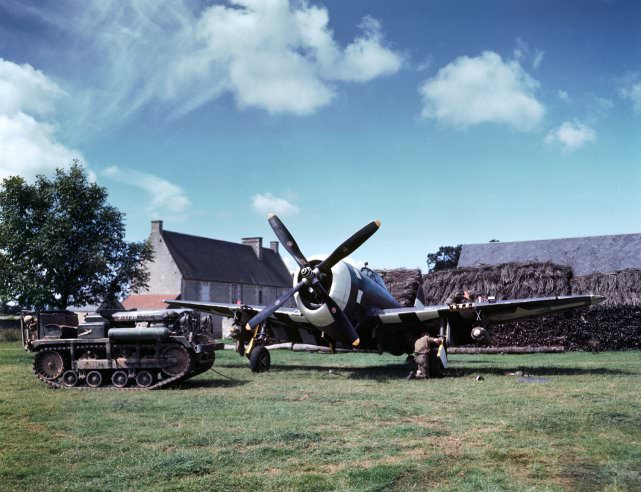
[
  {"left": 572, "top": 269, "right": 641, "bottom": 306},
  {"left": 376, "top": 268, "right": 422, "bottom": 307},
  {"left": 421, "top": 262, "right": 572, "bottom": 304}
]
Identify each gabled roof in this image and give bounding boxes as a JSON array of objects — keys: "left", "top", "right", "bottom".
[
  {"left": 161, "top": 230, "right": 292, "bottom": 287},
  {"left": 123, "top": 294, "right": 179, "bottom": 311},
  {"left": 458, "top": 233, "right": 641, "bottom": 275}
]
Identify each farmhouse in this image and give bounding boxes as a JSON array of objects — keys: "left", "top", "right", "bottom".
[
  {"left": 458, "top": 233, "right": 641, "bottom": 275},
  {"left": 124, "top": 220, "right": 292, "bottom": 335}
]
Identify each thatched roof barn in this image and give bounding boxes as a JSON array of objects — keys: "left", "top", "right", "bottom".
[{"left": 458, "top": 233, "right": 641, "bottom": 275}]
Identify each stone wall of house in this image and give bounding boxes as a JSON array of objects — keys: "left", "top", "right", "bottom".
[{"left": 144, "top": 220, "right": 182, "bottom": 295}]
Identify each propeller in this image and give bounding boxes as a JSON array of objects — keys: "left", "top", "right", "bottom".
[{"left": 245, "top": 215, "right": 380, "bottom": 347}]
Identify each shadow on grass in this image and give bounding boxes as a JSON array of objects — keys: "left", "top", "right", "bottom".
[
  {"left": 216, "top": 362, "right": 634, "bottom": 381},
  {"left": 447, "top": 366, "right": 634, "bottom": 377},
  {"left": 177, "top": 378, "right": 250, "bottom": 389}
]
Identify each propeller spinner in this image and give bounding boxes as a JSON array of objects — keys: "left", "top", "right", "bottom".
[{"left": 245, "top": 215, "right": 381, "bottom": 347}]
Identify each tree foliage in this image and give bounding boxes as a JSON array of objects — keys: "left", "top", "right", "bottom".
[
  {"left": 0, "top": 162, "right": 153, "bottom": 310},
  {"left": 426, "top": 245, "right": 462, "bottom": 273}
]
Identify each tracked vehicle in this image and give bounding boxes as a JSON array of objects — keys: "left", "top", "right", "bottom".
[{"left": 22, "top": 309, "right": 222, "bottom": 390}]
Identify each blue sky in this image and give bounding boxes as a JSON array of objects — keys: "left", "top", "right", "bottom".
[{"left": 0, "top": 0, "right": 640, "bottom": 270}]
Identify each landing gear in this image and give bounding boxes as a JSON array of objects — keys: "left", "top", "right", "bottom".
[{"left": 249, "top": 345, "right": 271, "bottom": 373}]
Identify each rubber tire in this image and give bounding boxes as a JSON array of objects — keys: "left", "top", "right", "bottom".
[
  {"left": 249, "top": 346, "right": 271, "bottom": 373},
  {"left": 86, "top": 370, "right": 103, "bottom": 388},
  {"left": 111, "top": 370, "right": 128, "bottom": 388},
  {"left": 61, "top": 370, "right": 79, "bottom": 387},
  {"left": 428, "top": 348, "right": 445, "bottom": 378}
]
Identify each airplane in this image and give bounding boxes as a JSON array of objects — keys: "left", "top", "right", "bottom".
[{"left": 166, "top": 215, "right": 605, "bottom": 376}]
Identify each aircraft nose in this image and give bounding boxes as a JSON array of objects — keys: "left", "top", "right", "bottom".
[{"left": 590, "top": 295, "right": 606, "bottom": 305}]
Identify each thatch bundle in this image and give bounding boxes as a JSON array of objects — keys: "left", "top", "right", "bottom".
[
  {"left": 421, "top": 262, "right": 572, "bottom": 304},
  {"left": 571, "top": 269, "right": 641, "bottom": 307},
  {"left": 376, "top": 268, "right": 422, "bottom": 307},
  {"left": 484, "top": 306, "right": 641, "bottom": 351}
]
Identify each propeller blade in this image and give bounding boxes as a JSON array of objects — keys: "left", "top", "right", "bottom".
[
  {"left": 246, "top": 279, "right": 306, "bottom": 330},
  {"left": 318, "top": 220, "right": 380, "bottom": 272},
  {"left": 313, "top": 280, "right": 360, "bottom": 347},
  {"left": 268, "top": 214, "right": 308, "bottom": 268}
]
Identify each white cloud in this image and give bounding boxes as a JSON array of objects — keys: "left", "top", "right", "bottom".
[
  {"left": 0, "top": 59, "right": 65, "bottom": 116},
  {"left": 251, "top": 193, "right": 299, "bottom": 217},
  {"left": 419, "top": 51, "right": 544, "bottom": 131},
  {"left": 101, "top": 166, "right": 190, "bottom": 220},
  {"left": 620, "top": 81, "right": 641, "bottom": 112},
  {"left": 0, "top": 58, "right": 81, "bottom": 180},
  {"left": 513, "top": 37, "right": 544, "bottom": 70},
  {"left": 557, "top": 90, "right": 570, "bottom": 102},
  {"left": 27, "top": 0, "right": 402, "bottom": 125},
  {"left": 545, "top": 120, "right": 596, "bottom": 152},
  {"left": 168, "top": 0, "right": 402, "bottom": 115}
]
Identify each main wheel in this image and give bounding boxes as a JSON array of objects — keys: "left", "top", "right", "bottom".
[
  {"left": 61, "top": 370, "right": 79, "bottom": 387},
  {"left": 35, "top": 351, "right": 65, "bottom": 380},
  {"left": 249, "top": 346, "right": 270, "bottom": 373},
  {"left": 135, "top": 370, "right": 153, "bottom": 388},
  {"left": 86, "top": 370, "right": 103, "bottom": 388},
  {"left": 111, "top": 370, "right": 128, "bottom": 388},
  {"left": 428, "top": 348, "right": 445, "bottom": 378}
]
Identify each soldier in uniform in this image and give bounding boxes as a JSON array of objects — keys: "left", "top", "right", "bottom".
[
  {"left": 414, "top": 332, "right": 430, "bottom": 378},
  {"left": 409, "top": 332, "right": 446, "bottom": 379}
]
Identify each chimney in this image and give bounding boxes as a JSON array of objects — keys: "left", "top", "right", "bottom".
[
  {"left": 269, "top": 241, "right": 279, "bottom": 254},
  {"left": 151, "top": 220, "right": 163, "bottom": 234},
  {"left": 242, "top": 237, "right": 263, "bottom": 260}
]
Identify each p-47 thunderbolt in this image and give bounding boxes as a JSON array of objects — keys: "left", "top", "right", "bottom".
[{"left": 167, "top": 215, "right": 604, "bottom": 376}]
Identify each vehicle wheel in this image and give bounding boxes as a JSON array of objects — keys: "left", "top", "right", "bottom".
[
  {"left": 135, "top": 370, "right": 154, "bottom": 388},
  {"left": 35, "top": 351, "right": 65, "bottom": 380},
  {"left": 61, "top": 370, "right": 79, "bottom": 387},
  {"left": 111, "top": 370, "right": 128, "bottom": 388},
  {"left": 249, "top": 345, "right": 270, "bottom": 373},
  {"left": 86, "top": 370, "right": 103, "bottom": 388},
  {"left": 428, "top": 348, "right": 444, "bottom": 378},
  {"left": 161, "top": 344, "right": 191, "bottom": 377}
]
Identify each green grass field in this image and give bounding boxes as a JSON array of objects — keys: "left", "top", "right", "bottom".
[{"left": 1, "top": 342, "right": 640, "bottom": 492}]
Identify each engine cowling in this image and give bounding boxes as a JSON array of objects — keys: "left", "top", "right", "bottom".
[{"left": 293, "top": 257, "right": 352, "bottom": 328}]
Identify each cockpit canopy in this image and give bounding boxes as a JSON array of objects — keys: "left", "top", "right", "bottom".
[{"left": 360, "top": 267, "right": 387, "bottom": 288}]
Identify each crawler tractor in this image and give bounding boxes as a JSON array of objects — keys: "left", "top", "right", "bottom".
[{"left": 22, "top": 309, "right": 222, "bottom": 390}]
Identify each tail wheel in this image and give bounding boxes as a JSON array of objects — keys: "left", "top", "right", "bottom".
[
  {"left": 35, "top": 351, "right": 65, "bottom": 380},
  {"left": 249, "top": 345, "right": 271, "bottom": 373},
  {"left": 161, "top": 344, "right": 191, "bottom": 376},
  {"left": 86, "top": 370, "right": 103, "bottom": 388},
  {"left": 136, "top": 370, "right": 153, "bottom": 388},
  {"left": 111, "top": 370, "right": 128, "bottom": 388},
  {"left": 61, "top": 370, "right": 79, "bottom": 387}
]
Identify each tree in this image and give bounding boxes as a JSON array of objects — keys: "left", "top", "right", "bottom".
[
  {"left": 426, "top": 245, "right": 462, "bottom": 273},
  {"left": 0, "top": 162, "right": 153, "bottom": 310}
]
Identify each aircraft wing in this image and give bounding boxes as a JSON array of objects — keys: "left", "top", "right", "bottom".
[
  {"left": 164, "top": 299, "right": 307, "bottom": 325},
  {"left": 374, "top": 295, "right": 605, "bottom": 327},
  {"left": 164, "top": 299, "right": 333, "bottom": 346}
]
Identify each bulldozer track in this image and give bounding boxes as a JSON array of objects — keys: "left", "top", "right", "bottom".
[{"left": 32, "top": 343, "right": 196, "bottom": 391}]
